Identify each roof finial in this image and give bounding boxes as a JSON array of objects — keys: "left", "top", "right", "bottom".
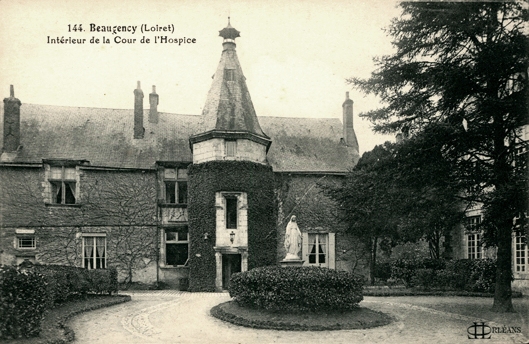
[
  {"left": 219, "top": 17, "right": 240, "bottom": 41},
  {"left": 10, "top": 85, "right": 14, "bottom": 98}
]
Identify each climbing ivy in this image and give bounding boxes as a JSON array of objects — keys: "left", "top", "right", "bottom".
[{"left": 187, "top": 160, "right": 277, "bottom": 291}]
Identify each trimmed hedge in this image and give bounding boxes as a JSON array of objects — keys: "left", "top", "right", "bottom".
[
  {"left": 0, "top": 264, "right": 118, "bottom": 340},
  {"left": 0, "top": 265, "right": 49, "bottom": 339},
  {"left": 229, "top": 266, "right": 364, "bottom": 312},
  {"left": 32, "top": 264, "right": 118, "bottom": 302},
  {"left": 87, "top": 267, "right": 118, "bottom": 295},
  {"left": 391, "top": 258, "right": 446, "bottom": 287},
  {"left": 391, "top": 258, "right": 497, "bottom": 293},
  {"left": 33, "top": 265, "right": 90, "bottom": 305}
]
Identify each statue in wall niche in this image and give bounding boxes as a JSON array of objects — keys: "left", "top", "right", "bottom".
[{"left": 284, "top": 215, "right": 302, "bottom": 260}]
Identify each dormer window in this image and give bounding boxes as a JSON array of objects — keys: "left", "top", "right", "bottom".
[
  {"left": 49, "top": 166, "right": 77, "bottom": 204},
  {"left": 225, "top": 140, "right": 237, "bottom": 157},
  {"left": 224, "top": 69, "right": 235, "bottom": 81}
]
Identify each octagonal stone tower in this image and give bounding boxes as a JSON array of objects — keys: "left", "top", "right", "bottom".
[{"left": 187, "top": 19, "right": 276, "bottom": 291}]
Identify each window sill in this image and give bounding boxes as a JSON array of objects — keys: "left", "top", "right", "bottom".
[
  {"left": 157, "top": 202, "right": 187, "bottom": 208},
  {"left": 160, "top": 265, "right": 189, "bottom": 269},
  {"left": 15, "top": 252, "right": 37, "bottom": 256},
  {"left": 513, "top": 272, "right": 529, "bottom": 279},
  {"left": 45, "top": 203, "right": 82, "bottom": 208}
]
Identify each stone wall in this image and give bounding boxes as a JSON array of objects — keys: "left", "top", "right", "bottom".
[{"left": 0, "top": 166, "right": 159, "bottom": 284}]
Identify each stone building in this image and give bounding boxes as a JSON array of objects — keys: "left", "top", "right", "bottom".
[
  {"left": 451, "top": 124, "right": 529, "bottom": 293},
  {"left": 0, "top": 21, "right": 362, "bottom": 291}
]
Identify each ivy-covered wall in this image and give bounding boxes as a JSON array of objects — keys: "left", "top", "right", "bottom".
[
  {"left": 275, "top": 173, "right": 369, "bottom": 276},
  {"left": 187, "top": 160, "right": 276, "bottom": 291}
]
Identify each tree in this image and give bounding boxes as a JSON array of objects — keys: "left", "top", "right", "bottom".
[
  {"left": 324, "top": 137, "right": 463, "bottom": 284},
  {"left": 389, "top": 127, "right": 465, "bottom": 259},
  {"left": 324, "top": 143, "right": 402, "bottom": 285},
  {"left": 351, "top": 2, "right": 528, "bottom": 311}
]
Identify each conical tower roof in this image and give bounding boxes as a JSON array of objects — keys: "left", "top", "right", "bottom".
[{"left": 192, "top": 19, "right": 271, "bottom": 149}]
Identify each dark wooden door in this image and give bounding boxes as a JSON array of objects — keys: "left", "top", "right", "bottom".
[{"left": 222, "top": 254, "right": 241, "bottom": 289}]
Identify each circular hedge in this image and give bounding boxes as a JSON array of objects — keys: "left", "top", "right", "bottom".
[{"left": 229, "top": 266, "right": 364, "bottom": 313}]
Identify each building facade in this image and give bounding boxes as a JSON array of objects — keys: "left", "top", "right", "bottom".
[
  {"left": 0, "top": 22, "right": 363, "bottom": 291},
  {"left": 451, "top": 124, "right": 529, "bottom": 293}
]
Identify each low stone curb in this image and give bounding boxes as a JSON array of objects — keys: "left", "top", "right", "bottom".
[
  {"left": 363, "top": 289, "right": 524, "bottom": 298},
  {"left": 45, "top": 294, "right": 131, "bottom": 344},
  {"left": 210, "top": 301, "right": 392, "bottom": 331}
]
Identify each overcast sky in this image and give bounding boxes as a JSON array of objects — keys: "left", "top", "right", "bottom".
[{"left": 0, "top": 0, "right": 401, "bottom": 154}]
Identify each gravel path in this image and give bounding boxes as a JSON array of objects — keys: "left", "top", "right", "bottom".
[{"left": 69, "top": 292, "right": 529, "bottom": 344}]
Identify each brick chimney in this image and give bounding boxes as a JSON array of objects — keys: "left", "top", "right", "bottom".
[
  {"left": 342, "top": 92, "right": 354, "bottom": 145},
  {"left": 3, "top": 85, "right": 21, "bottom": 152},
  {"left": 134, "top": 81, "right": 144, "bottom": 139},
  {"left": 149, "top": 85, "right": 159, "bottom": 124}
]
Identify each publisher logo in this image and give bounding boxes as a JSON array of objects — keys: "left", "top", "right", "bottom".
[
  {"left": 467, "top": 322, "right": 522, "bottom": 339},
  {"left": 467, "top": 322, "right": 491, "bottom": 339}
]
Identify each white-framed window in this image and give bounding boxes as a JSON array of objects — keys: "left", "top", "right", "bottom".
[
  {"left": 466, "top": 215, "right": 482, "bottom": 259},
  {"left": 82, "top": 235, "right": 107, "bottom": 269},
  {"left": 215, "top": 192, "right": 248, "bottom": 247},
  {"left": 49, "top": 166, "right": 77, "bottom": 204},
  {"left": 15, "top": 229, "right": 36, "bottom": 250},
  {"left": 163, "top": 168, "right": 188, "bottom": 204},
  {"left": 17, "top": 236, "right": 36, "bottom": 249},
  {"left": 514, "top": 232, "right": 527, "bottom": 273},
  {"left": 302, "top": 232, "right": 335, "bottom": 269},
  {"left": 467, "top": 233, "right": 482, "bottom": 259},
  {"left": 225, "top": 140, "right": 237, "bottom": 157},
  {"left": 308, "top": 233, "right": 327, "bottom": 265},
  {"left": 165, "top": 227, "right": 189, "bottom": 266}
]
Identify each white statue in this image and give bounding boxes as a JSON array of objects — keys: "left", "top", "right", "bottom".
[{"left": 284, "top": 215, "right": 302, "bottom": 260}]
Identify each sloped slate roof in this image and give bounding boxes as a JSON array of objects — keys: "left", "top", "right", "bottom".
[
  {"left": 0, "top": 103, "right": 358, "bottom": 172},
  {"left": 199, "top": 44, "right": 268, "bottom": 138}
]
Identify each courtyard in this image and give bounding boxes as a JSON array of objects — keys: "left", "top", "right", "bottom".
[{"left": 68, "top": 291, "right": 529, "bottom": 344}]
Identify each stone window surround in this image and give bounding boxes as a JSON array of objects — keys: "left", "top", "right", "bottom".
[
  {"left": 467, "top": 232, "right": 482, "bottom": 260},
  {"left": 513, "top": 231, "right": 528, "bottom": 279},
  {"left": 14, "top": 228, "right": 36, "bottom": 250},
  {"left": 464, "top": 215, "right": 483, "bottom": 260},
  {"left": 215, "top": 192, "right": 248, "bottom": 235},
  {"left": 301, "top": 231, "right": 335, "bottom": 269},
  {"left": 160, "top": 225, "right": 189, "bottom": 268},
  {"left": 79, "top": 233, "right": 107, "bottom": 269},
  {"left": 43, "top": 161, "right": 82, "bottom": 207},
  {"left": 214, "top": 191, "right": 248, "bottom": 291},
  {"left": 224, "top": 139, "right": 237, "bottom": 158},
  {"left": 162, "top": 167, "right": 188, "bottom": 205}
]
